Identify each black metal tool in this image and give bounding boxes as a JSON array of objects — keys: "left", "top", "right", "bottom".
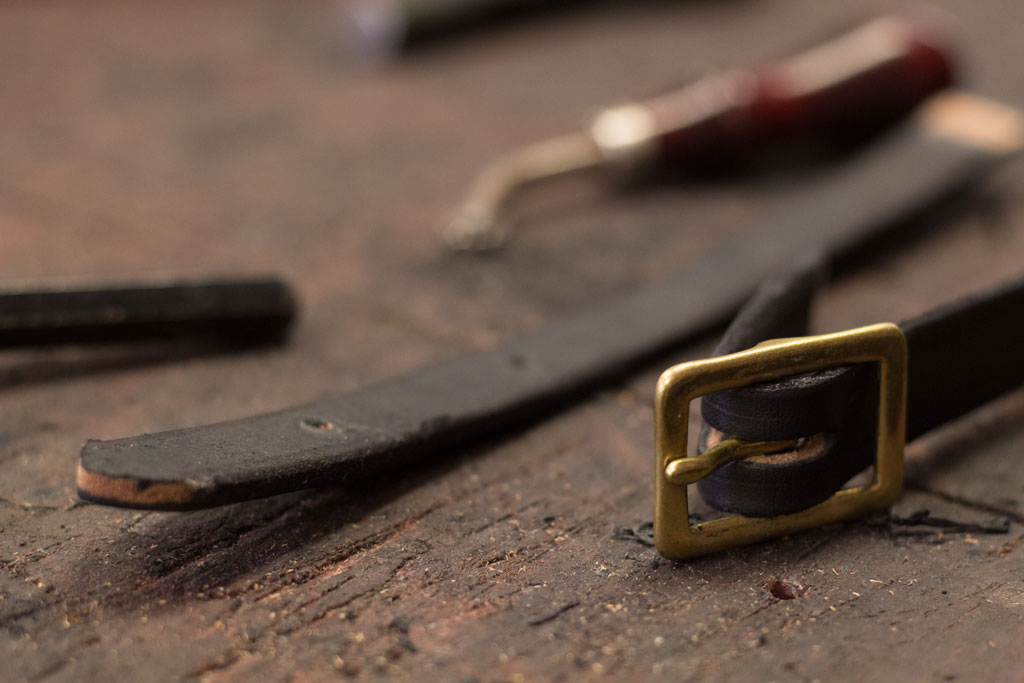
[
  {"left": 0, "top": 277, "right": 297, "bottom": 349},
  {"left": 342, "top": 0, "right": 596, "bottom": 59}
]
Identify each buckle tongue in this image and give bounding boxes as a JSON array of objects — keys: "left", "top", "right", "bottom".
[
  {"left": 653, "top": 323, "right": 908, "bottom": 560},
  {"left": 664, "top": 438, "right": 800, "bottom": 486}
]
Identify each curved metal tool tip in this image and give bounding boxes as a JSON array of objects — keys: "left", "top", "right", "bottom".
[
  {"left": 441, "top": 131, "right": 604, "bottom": 252},
  {"left": 441, "top": 204, "right": 511, "bottom": 252}
]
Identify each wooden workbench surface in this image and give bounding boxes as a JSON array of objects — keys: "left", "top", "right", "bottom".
[{"left": 2, "top": 1, "right": 1023, "bottom": 680}]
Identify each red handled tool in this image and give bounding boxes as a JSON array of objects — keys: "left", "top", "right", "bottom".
[{"left": 442, "top": 13, "right": 955, "bottom": 250}]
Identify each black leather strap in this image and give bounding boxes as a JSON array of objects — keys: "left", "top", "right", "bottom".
[
  {"left": 77, "top": 103, "right": 1017, "bottom": 510},
  {"left": 699, "top": 264, "right": 1024, "bottom": 517}
]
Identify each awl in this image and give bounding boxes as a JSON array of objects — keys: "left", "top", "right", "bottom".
[{"left": 443, "top": 13, "right": 955, "bottom": 250}]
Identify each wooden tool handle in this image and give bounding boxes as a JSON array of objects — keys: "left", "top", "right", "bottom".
[{"left": 642, "top": 15, "right": 955, "bottom": 168}]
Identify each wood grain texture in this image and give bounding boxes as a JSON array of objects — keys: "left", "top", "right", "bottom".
[{"left": 1, "top": 1, "right": 1023, "bottom": 681}]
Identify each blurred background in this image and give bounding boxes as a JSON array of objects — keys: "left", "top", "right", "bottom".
[
  {"left": 2, "top": 0, "right": 1023, "bottom": 416},
  {"left": 4, "top": 3, "right": 1024, "bottom": 681}
]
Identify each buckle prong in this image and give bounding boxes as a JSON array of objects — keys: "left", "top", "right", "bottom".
[
  {"left": 653, "top": 323, "right": 908, "bottom": 560},
  {"left": 664, "top": 438, "right": 800, "bottom": 486}
]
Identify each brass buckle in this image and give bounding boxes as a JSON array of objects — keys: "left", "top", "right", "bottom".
[{"left": 653, "top": 323, "right": 908, "bottom": 560}]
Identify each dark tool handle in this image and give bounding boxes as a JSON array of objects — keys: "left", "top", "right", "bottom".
[
  {"left": 643, "top": 15, "right": 954, "bottom": 168},
  {"left": 0, "top": 277, "right": 297, "bottom": 348},
  {"left": 345, "top": 0, "right": 589, "bottom": 56}
]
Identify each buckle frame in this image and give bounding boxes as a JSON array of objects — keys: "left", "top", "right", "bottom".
[{"left": 653, "top": 323, "right": 908, "bottom": 560}]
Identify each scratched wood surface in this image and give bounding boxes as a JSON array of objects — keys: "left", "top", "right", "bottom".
[{"left": 2, "top": 1, "right": 1024, "bottom": 681}]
